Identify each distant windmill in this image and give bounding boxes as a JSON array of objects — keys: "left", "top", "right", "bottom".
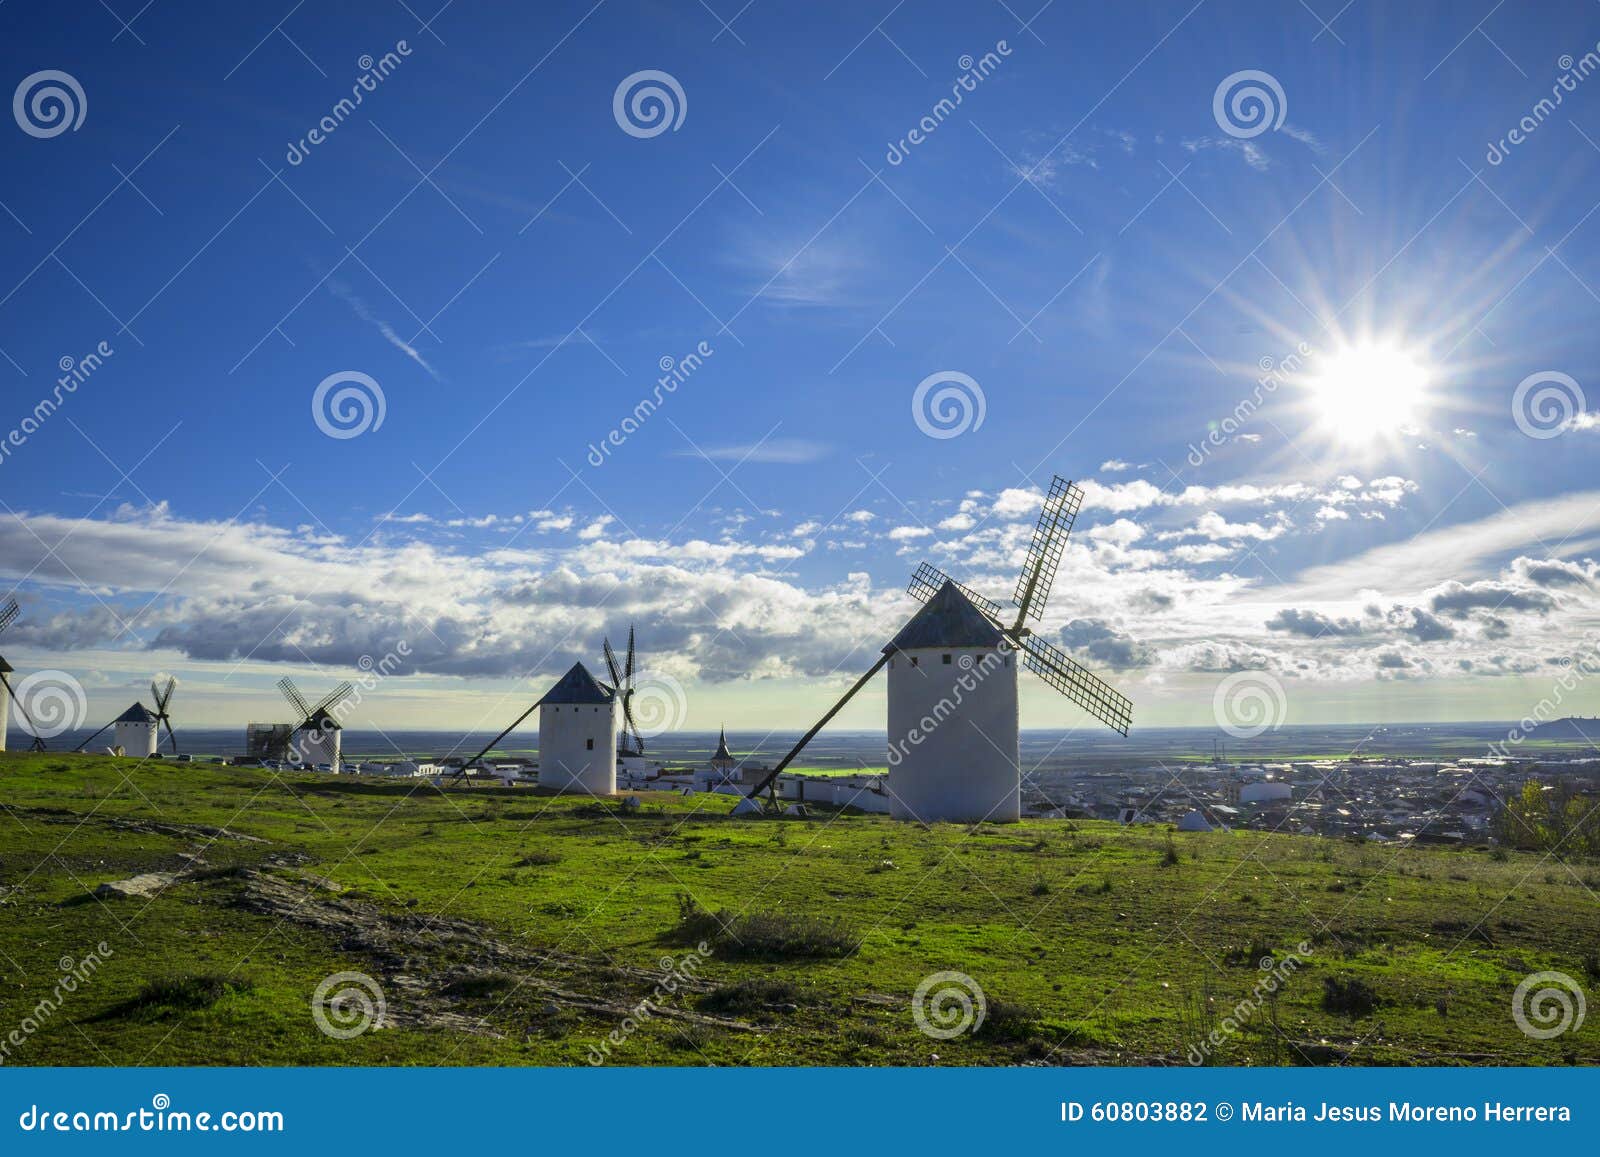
[
  {"left": 73, "top": 673, "right": 179, "bottom": 757},
  {"left": 150, "top": 676, "right": 179, "bottom": 755},
  {"left": 744, "top": 475, "right": 1132, "bottom": 822},
  {"left": 278, "top": 677, "right": 354, "bottom": 768},
  {"left": 0, "top": 597, "right": 47, "bottom": 752},
  {"left": 603, "top": 626, "right": 645, "bottom": 758}
]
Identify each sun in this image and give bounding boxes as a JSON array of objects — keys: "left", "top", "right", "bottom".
[{"left": 1306, "top": 343, "right": 1431, "bottom": 442}]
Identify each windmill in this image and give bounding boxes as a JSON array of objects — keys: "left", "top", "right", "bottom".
[
  {"left": 278, "top": 677, "right": 354, "bottom": 768},
  {"left": 743, "top": 474, "right": 1132, "bottom": 821},
  {"left": 150, "top": 676, "right": 179, "bottom": 755},
  {"left": 72, "top": 673, "right": 178, "bottom": 757},
  {"left": 0, "top": 597, "right": 48, "bottom": 752},
  {"left": 603, "top": 626, "right": 646, "bottom": 758},
  {"left": 455, "top": 656, "right": 620, "bottom": 791}
]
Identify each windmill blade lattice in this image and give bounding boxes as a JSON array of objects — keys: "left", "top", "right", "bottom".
[
  {"left": 0, "top": 597, "right": 19, "bottom": 635},
  {"left": 603, "top": 639, "right": 623, "bottom": 689},
  {"left": 1012, "top": 476, "right": 1082, "bottom": 625},
  {"left": 151, "top": 676, "right": 179, "bottom": 754},
  {"left": 1015, "top": 634, "right": 1132, "bottom": 736},
  {"left": 276, "top": 678, "right": 313, "bottom": 722},
  {"left": 623, "top": 627, "right": 643, "bottom": 755}
]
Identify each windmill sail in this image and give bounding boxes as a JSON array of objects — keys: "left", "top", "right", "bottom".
[
  {"left": 603, "top": 639, "right": 623, "bottom": 688},
  {"left": 1016, "top": 634, "right": 1132, "bottom": 736},
  {"left": 276, "top": 678, "right": 313, "bottom": 722},
  {"left": 1012, "top": 475, "right": 1082, "bottom": 624},
  {"left": 623, "top": 626, "right": 643, "bottom": 755},
  {"left": 151, "top": 676, "right": 179, "bottom": 754},
  {"left": 605, "top": 628, "right": 645, "bottom": 756},
  {"left": 0, "top": 597, "right": 19, "bottom": 635}
]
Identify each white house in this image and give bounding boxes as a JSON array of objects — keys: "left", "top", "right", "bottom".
[{"left": 884, "top": 582, "right": 1020, "bottom": 824}]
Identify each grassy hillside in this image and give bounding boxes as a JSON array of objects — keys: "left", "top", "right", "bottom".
[{"left": 0, "top": 751, "right": 1595, "bottom": 1067}]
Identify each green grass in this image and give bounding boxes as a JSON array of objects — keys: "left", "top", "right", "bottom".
[{"left": 0, "top": 751, "right": 1595, "bottom": 1067}]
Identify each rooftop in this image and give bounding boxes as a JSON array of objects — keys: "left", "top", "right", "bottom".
[
  {"left": 539, "top": 662, "right": 615, "bottom": 706},
  {"left": 883, "top": 580, "right": 1005, "bottom": 652}
]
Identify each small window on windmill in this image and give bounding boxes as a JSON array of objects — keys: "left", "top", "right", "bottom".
[
  {"left": 942, "top": 653, "right": 952, "bottom": 664},
  {"left": 910, "top": 656, "right": 919, "bottom": 667},
  {"left": 586, "top": 738, "right": 594, "bottom": 750}
]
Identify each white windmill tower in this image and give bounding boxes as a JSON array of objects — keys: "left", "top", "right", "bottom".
[
  {"left": 535, "top": 662, "right": 619, "bottom": 796},
  {"left": 743, "top": 475, "right": 1132, "bottom": 823},
  {"left": 278, "top": 677, "right": 354, "bottom": 767},
  {"left": 456, "top": 654, "right": 621, "bottom": 791},
  {"left": 113, "top": 702, "right": 159, "bottom": 757}
]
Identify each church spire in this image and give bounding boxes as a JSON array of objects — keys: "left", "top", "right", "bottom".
[{"left": 711, "top": 726, "right": 734, "bottom": 767}]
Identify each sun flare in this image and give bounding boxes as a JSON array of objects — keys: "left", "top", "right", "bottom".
[{"left": 1306, "top": 344, "right": 1431, "bottom": 442}]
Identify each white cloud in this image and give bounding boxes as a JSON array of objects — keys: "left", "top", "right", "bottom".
[
  {"left": 1181, "top": 136, "right": 1269, "bottom": 171},
  {"left": 1285, "top": 491, "right": 1600, "bottom": 601},
  {"left": 993, "top": 487, "right": 1043, "bottom": 518},
  {"left": 577, "top": 515, "right": 615, "bottom": 541},
  {"left": 1087, "top": 519, "right": 1144, "bottom": 547},
  {"left": 326, "top": 277, "right": 441, "bottom": 381},
  {"left": 676, "top": 438, "right": 830, "bottom": 464}
]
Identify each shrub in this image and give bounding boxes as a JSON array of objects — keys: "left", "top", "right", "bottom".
[
  {"left": 667, "top": 1024, "right": 716, "bottom": 1054},
  {"left": 975, "top": 999, "right": 1040, "bottom": 1043},
  {"left": 1160, "top": 838, "right": 1180, "bottom": 868},
  {"left": 441, "top": 971, "right": 518, "bottom": 998},
  {"left": 672, "top": 893, "right": 856, "bottom": 960},
  {"left": 698, "top": 978, "right": 804, "bottom": 1014},
  {"left": 514, "top": 850, "right": 562, "bottom": 867},
  {"left": 1321, "top": 975, "right": 1379, "bottom": 1018},
  {"left": 97, "top": 973, "right": 250, "bottom": 1020},
  {"left": 1224, "top": 939, "right": 1278, "bottom": 968}
]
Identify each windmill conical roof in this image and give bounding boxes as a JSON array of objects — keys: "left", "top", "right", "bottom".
[
  {"left": 114, "top": 702, "right": 155, "bottom": 724},
  {"left": 539, "top": 661, "right": 615, "bottom": 705},
  {"left": 712, "top": 727, "right": 733, "bottom": 762},
  {"left": 884, "top": 580, "right": 1004, "bottom": 652}
]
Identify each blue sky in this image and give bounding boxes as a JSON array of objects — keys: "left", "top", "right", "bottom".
[{"left": 3, "top": 0, "right": 1600, "bottom": 736}]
